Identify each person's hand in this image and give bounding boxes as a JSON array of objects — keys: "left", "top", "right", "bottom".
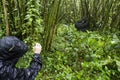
[{"left": 33, "top": 43, "right": 42, "bottom": 54}]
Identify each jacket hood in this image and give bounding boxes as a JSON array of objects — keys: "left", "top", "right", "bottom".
[{"left": 0, "top": 36, "right": 28, "bottom": 62}]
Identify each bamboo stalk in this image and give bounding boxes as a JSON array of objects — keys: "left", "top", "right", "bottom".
[
  {"left": 2, "top": 0, "right": 9, "bottom": 36},
  {"left": 7, "top": 0, "right": 16, "bottom": 31},
  {"left": 43, "top": 0, "right": 64, "bottom": 52}
]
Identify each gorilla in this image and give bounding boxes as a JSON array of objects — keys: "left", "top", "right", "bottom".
[{"left": 75, "top": 17, "right": 89, "bottom": 32}]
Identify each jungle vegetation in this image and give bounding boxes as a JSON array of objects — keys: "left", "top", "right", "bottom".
[{"left": 0, "top": 0, "right": 120, "bottom": 80}]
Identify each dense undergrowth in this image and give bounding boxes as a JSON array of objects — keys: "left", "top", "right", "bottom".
[
  {"left": 15, "top": 24, "right": 120, "bottom": 80},
  {"left": 0, "top": 0, "right": 120, "bottom": 80}
]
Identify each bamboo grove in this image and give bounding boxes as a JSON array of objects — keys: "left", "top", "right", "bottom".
[{"left": 0, "top": 0, "right": 120, "bottom": 52}]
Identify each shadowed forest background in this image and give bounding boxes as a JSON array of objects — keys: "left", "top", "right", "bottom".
[{"left": 0, "top": 0, "right": 120, "bottom": 80}]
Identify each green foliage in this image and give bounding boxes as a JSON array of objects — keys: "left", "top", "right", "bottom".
[
  {"left": 22, "top": 0, "right": 43, "bottom": 45},
  {"left": 0, "top": 3, "right": 5, "bottom": 37},
  {"left": 0, "top": 28, "right": 4, "bottom": 38},
  {"left": 0, "top": 0, "right": 120, "bottom": 80},
  {"left": 0, "top": 12, "right": 4, "bottom": 37},
  {"left": 17, "top": 25, "right": 120, "bottom": 80}
]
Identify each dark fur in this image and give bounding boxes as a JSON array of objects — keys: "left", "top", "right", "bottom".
[{"left": 75, "top": 18, "right": 89, "bottom": 31}]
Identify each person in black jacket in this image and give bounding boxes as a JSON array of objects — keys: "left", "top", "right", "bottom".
[{"left": 0, "top": 36, "right": 42, "bottom": 80}]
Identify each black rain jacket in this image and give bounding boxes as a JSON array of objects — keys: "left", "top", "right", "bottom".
[{"left": 0, "top": 36, "right": 42, "bottom": 80}]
